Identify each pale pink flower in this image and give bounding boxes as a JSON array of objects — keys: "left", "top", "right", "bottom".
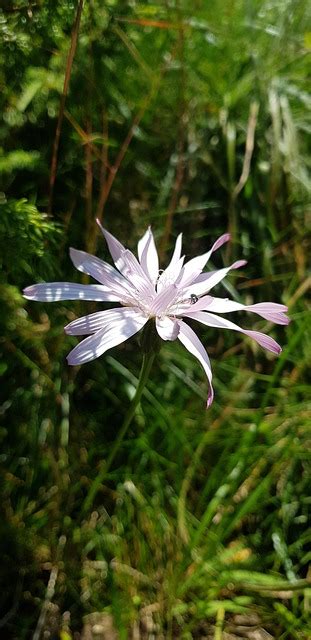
[{"left": 24, "top": 221, "right": 289, "bottom": 406}]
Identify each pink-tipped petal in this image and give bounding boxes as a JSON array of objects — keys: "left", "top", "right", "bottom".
[
  {"left": 67, "top": 311, "right": 147, "bottom": 365},
  {"left": 182, "top": 259, "right": 247, "bottom": 297},
  {"left": 177, "top": 320, "right": 214, "bottom": 408},
  {"left": 201, "top": 298, "right": 290, "bottom": 325},
  {"left": 243, "top": 330, "right": 282, "bottom": 354},
  {"left": 177, "top": 232, "right": 232, "bottom": 288},
  {"left": 185, "top": 310, "right": 283, "bottom": 355},
  {"left": 245, "top": 303, "right": 289, "bottom": 325},
  {"left": 231, "top": 260, "right": 247, "bottom": 269},
  {"left": 23, "top": 282, "right": 120, "bottom": 302},
  {"left": 255, "top": 312, "right": 289, "bottom": 325},
  {"left": 195, "top": 296, "right": 290, "bottom": 325},
  {"left": 156, "top": 316, "right": 180, "bottom": 341},
  {"left": 64, "top": 306, "right": 142, "bottom": 336},
  {"left": 211, "top": 233, "right": 231, "bottom": 252},
  {"left": 250, "top": 302, "right": 288, "bottom": 312}
]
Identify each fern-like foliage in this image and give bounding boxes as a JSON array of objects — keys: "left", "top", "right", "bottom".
[{"left": 0, "top": 197, "right": 60, "bottom": 283}]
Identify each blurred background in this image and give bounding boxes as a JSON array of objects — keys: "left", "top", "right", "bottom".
[{"left": 0, "top": 1, "right": 310, "bottom": 638}]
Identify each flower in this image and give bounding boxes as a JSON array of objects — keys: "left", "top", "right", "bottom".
[{"left": 23, "top": 221, "right": 289, "bottom": 407}]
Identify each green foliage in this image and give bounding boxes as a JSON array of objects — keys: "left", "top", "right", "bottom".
[
  {"left": 0, "top": 0, "right": 310, "bottom": 638},
  {"left": 0, "top": 197, "right": 60, "bottom": 281},
  {"left": 0, "top": 149, "right": 40, "bottom": 173}
]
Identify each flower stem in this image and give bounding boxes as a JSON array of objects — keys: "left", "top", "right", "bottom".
[{"left": 82, "top": 351, "right": 155, "bottom": 514}]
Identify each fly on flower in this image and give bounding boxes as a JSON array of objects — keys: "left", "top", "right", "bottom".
[{"left": 24, "top": 221, "right": 289, "bottom": 407}]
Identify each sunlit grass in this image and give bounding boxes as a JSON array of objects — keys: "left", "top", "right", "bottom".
[{"left": 0, "top": 0, "right": 310, "bottom": 637}]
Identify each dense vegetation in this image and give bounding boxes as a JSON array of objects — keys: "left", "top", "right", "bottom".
[{"left": 0, "top": 1, "right": 310, "bottom": 638}]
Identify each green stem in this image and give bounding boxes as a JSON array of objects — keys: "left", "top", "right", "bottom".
[{"left": 82, "top": 351, "right": 155, "bottom": 514}]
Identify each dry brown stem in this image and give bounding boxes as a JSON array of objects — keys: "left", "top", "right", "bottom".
[{"left": 48, "top": 0, "right": 84, "bottom": 215}]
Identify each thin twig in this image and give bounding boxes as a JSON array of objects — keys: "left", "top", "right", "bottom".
[
  {"left": 86, "top": 73, "right": 164, "bottom": 256},
  {"left": 160, "top": 135, "right": 185, "bottom": 261},
  {"left": 227, "top": 101, "right": 259, "bottom": 257},
  {"left": 63, "top": 109, "right": 104, "bottom": 163},
  {"left": 232, "top": 101, "right": 259, "bottom": 200},
  {"left": 115, "top": 16, "right": 182, "bottom": 30},
  {"left": 99, "top": 109, "right": 109, "bottom": 189},
  {"left": 48, "top": 0, "right": 84, "bottom": 215},
  {"left": 95, "top": 98, "right": 152, "bottom": 223},
  {"left": 112, "top": 24, "right": 153, "bottom": 78},
  {"left": 159, "top": 10, "right": 186, "bottom": 260},
  {"left": 85, "top": 117, "right": 93, "bottom": 241}
]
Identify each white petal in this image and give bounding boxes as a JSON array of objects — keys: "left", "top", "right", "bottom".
[
  {"left": 96, "top": 219, "right": 126, "bottom": 271},
  {"left": 177, "top": 321, "right": 214, "bottom": 407},
  {"left": 172, "top": 294, "right": 213, "bottom": 315},
  {"left": 168, "top": 233, "right": 183, "bottom": 267},
  {"left": 139, "top": 228, "right": 159, "bottom": 284},
  {"left": 177, "top": 233, "right": 231, "bottom": 288},
  {"left": 156, "top": 316, "right": 180, "bottom": 341},
  {"left": 192, "top": 296, "right": 240, "bottom": 313},
  {"left": 149, "top": 284, "right": 177, "bottom": 316},
  {"left": 97, "top": 220, "right": 142, "bottom": 284},
  {"left": 137, "top": 228, "right": 150, "bottom": 261},
  {"left": 96, "top": 221, "right": 156, "bottom": 299},
  {"left": 157, "top": 256, "right": 185, "bottom": 293},
  {"left": 23, "top": 282, "right": 120, "bottom": 302},
  {"left": 121, "top": 250, "right": 156, "bottom": 298},
  {"left": 185, "top": 310, "right": 282, "bottom": 354},
  {"left": 67, "top": 310, "right": 148, "bottom": 365},
  {"left": 182, "top": 260, "right": 247, "bottom": 297},
  {"left": 64, "top": 306, "right": 142, "bottom": 335},
  {"left": 69, "top": 248, "right": 137, "bottom": 303},
  {"left": 70, "top": 248, "right": 124, "bottom": 285},
  {"left": 96, "top": 220, "right": 155, "bottom": 302}
]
